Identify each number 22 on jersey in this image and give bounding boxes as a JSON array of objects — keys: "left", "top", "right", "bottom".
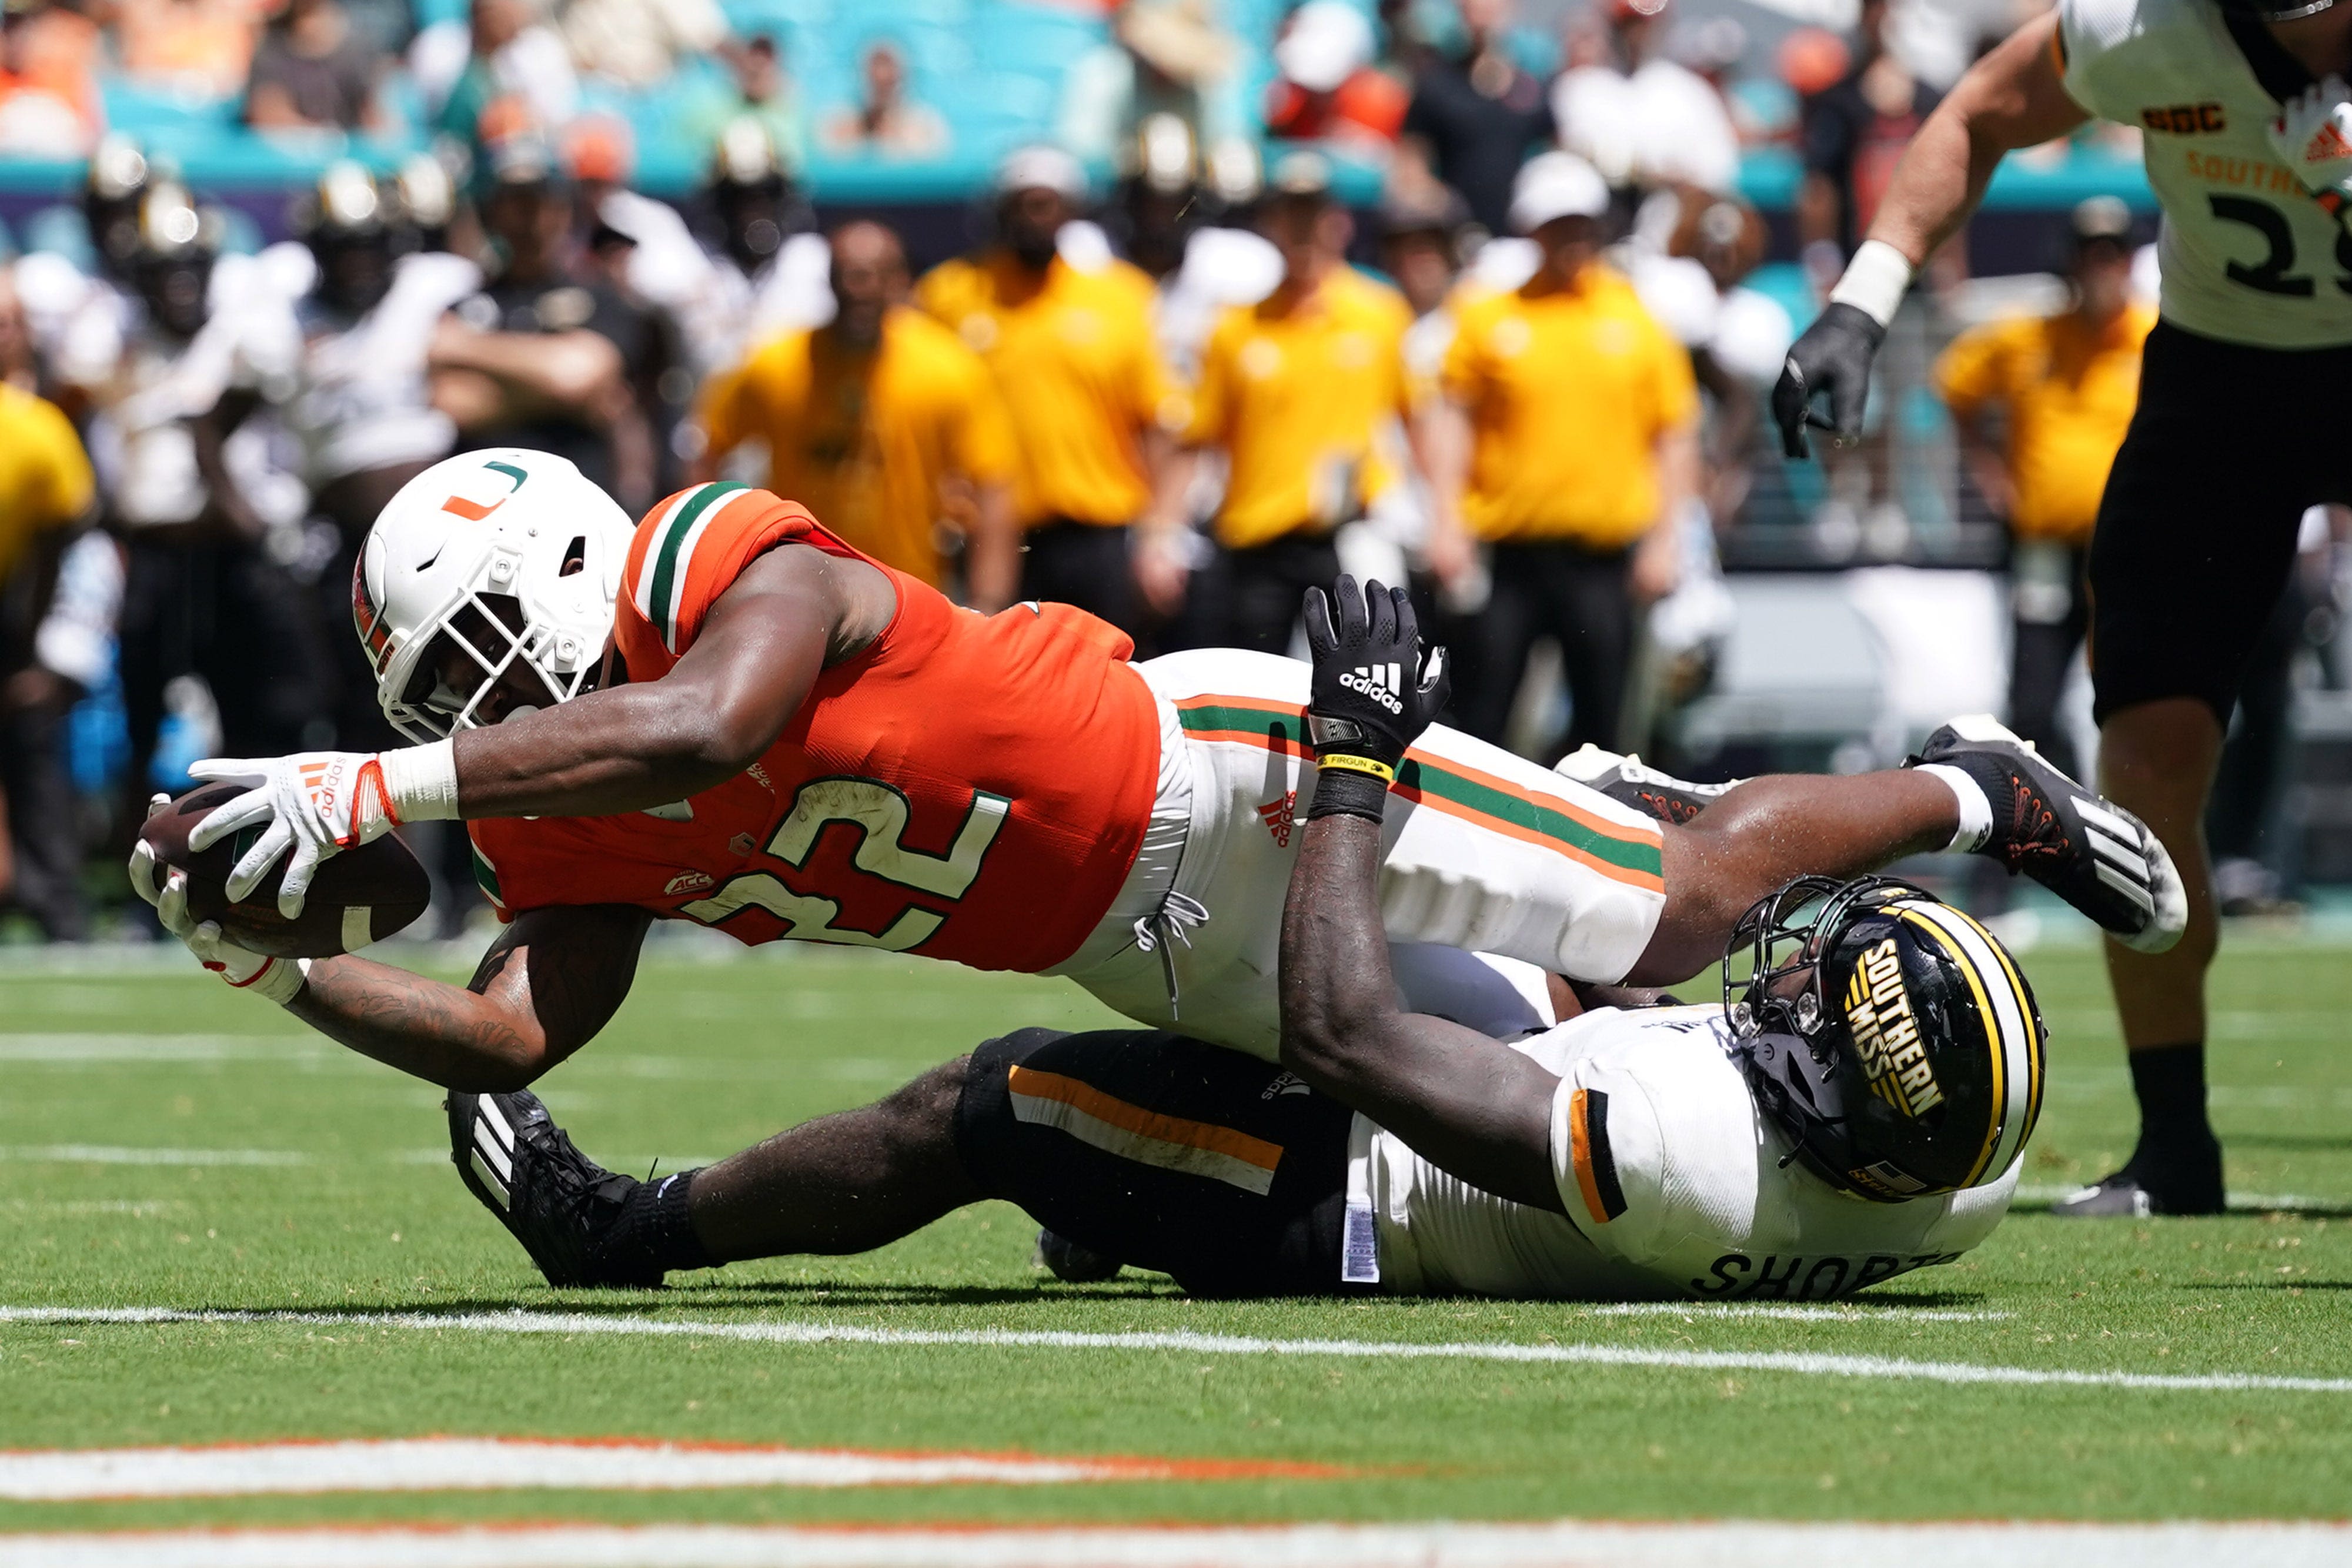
[{"left": 679, "top": 777, "right": 1012, "bottom": 951}]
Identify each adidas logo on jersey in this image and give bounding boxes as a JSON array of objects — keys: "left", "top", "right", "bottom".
[
  {"left": 1262, "top": 1072, "right": 1312, "bottom": 1099},
  {"left": 1340, "top": 663, "right": 1405, "bottom": 715}
]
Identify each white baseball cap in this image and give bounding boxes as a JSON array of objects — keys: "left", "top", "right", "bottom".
[
  {"left": 1509, "top": 152, "right": 1609, "bottom": 234},
  {"left": 1275, "top": 1, "right": 1374, "bottom": 93},
  {"left": 995, "top": 145, "right": 1088, "bottom": 200}
]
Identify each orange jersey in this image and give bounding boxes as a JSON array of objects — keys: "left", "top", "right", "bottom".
[{"left": 467, "top": 483, "right": 1161, "bottom": 973}]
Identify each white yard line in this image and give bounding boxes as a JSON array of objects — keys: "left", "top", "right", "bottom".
[
  {"left": 0, "top": 1439, "right": 1317, "bottom": 1502},
  {"left": 1580, "top": 1302, "right": 2007, "bottom": 1322},
  {"left": 0, "top": 1147, "right": 312, "bottom": 1166},
  {"left": 4, "top": 1520, "right": 2351, "bottom": 1568},
  {"left": 2014, "top": 1184, "right": 2347, "bottom": 1212},
  {"left": 0, "top": 1035, "right": 322, "bottom": 1062},
  {"left": 0, "top": 1307, "right": 2339, "bottom": 1396}
]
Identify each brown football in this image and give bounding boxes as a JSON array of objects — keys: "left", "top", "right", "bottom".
[{"left": 139, "top": 782, "right": 433, "bottom": 958}]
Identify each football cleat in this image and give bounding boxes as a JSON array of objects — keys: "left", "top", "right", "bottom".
[
  {"left": 2049, "top": 1142, "right": 2226, "bottom": 1219},
  {"left": 447, "top": 1089, "right": 662, "bottom": 1287},
  {"left": 1554, "top": 745, "right": 1736, "bottom": 827},
  {"left": 1910, "top": 716, "right": 2186, "bottom": 954},
  {"left": 1034, "top": 1228, "right": 1123, "bottom": 1283}
]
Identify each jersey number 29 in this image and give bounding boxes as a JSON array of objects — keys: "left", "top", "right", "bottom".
[
  {"left": 2210, "top": 195, "right": 2352, "bottom": 297},
  {"left": 677, "top": 778, "right": 1011, "bottom": 950}
]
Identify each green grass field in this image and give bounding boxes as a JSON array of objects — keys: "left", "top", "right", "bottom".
[{"left": 3, "top": 930, "right": 2350, "bottom": 1556}]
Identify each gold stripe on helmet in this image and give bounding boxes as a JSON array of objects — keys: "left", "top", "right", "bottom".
[
  {"left": 1894, "top": 906, "right": 2014, "bottom": 1189},
  {"left": 1935, "top": 902, "right": 2046, "bottom": 1152}
]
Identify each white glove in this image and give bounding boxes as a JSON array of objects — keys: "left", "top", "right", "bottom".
[
  {"left": 2269, "top": 76, "right": 2352, "bottom": 215},
  {"left": 185, "top": 740, "right": 460, "bottom": 917},
  {"left": 128, "top": 810, "right": 307, "bottom": 1004}
]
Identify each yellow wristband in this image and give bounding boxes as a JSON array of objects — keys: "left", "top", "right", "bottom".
[{"left": 1317, "top": 751, "right": 1396, "bottom": 784}]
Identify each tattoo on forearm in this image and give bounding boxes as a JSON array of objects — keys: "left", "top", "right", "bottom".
[{"left": 289, "top": 955, "right": 531, "bottom": 1082}]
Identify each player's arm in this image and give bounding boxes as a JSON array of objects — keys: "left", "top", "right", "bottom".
[
  {"left": 288, "top": 905, "right": 653, "bottom": 1090},
  {"left": 130, "top": 831, "right": 653, "bottom": 1090},
  {"left": 192, "top": 538, "right": 892, "bottom": 917},
  {"left": 443, "top": 541, "right": 887, "bottom": 818},
  {"left": 1276, "top": 577, "right": 1566, "bottom": 1215},
  {"left": 1772, "top": 11, "right": 2089, "bottom": 456}
]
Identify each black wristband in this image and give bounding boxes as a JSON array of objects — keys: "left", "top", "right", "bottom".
[{"left": 1307, "top": 765, "right": 1391, "bottom": 823}]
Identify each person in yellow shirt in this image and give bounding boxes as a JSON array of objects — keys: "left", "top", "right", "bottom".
[
  {"left": 914, "top": 146, "right": 1188, "bottom": 638},
  {"left": 1935, "top": 198, "right": 2154, "bottom": 781},
  {"left": 1423, "top": 152, "right": 1699, "bottom": 757},
  {"left": 1155, "top": 151, "right": 1419, "bottom": 653},
  {"left": 0, "top": 269, "right": 101, "bottom": 938},
  {"left": 697, "top": 221, "right": 1020, "bottom": 603}
]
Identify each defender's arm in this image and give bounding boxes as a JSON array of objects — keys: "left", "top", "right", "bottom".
[
  {"left": 1278, "top": 810, "right": 1566, "bottom": 1213},
  {"left": 289, "top": 904, "right": 653, "bottom": 1090},
  {"left": 1773, "top": 13, "right": 2088, "bottom": 455},
  {"left": 1867, "top": 12, "right": 2091, "bottom": 270},
  {"left": 1278, "top": 576, "right": 1565, "bottom": 1214}
]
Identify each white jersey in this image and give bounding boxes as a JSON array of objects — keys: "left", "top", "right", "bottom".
[
  {"left": 245, "top": 247, "right": 479, "bottom": 487},
  {"left": 2061, "top": 0, "right": 2352, "bottom": 347},
  {"left": 1357, "top": 1004, "right": 2016, "bottom": 1302}
]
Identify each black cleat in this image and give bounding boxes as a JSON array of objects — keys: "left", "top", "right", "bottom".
[
  {"left": 1910, "top": 716, "right": 2186, "bottom": 954},
  {"left": 447, "top": 1089, "right": 663, "bottom": 1287},
  {"left": 1555, "top": 745, "right": 1736, "bottom": 827},
  {"left": 2050, "top": 1141, "right": 2226, "bottom": 1219},
  {"left": 1034, "top": 1228, "right": 1124, "bottom": 1283}
]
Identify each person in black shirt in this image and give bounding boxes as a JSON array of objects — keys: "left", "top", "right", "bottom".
[
  {"left": 444, "top": 138, "right": 656, "bottom": 511},
  {"left": 1399, "top": 0, "right": 1553, "bottom": 235},
  {"left": 1796, "top": 0, "right": 1938, "bottom": 275}
]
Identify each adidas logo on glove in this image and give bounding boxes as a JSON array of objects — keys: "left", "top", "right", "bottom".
[{"left": 1341, "top": 663, "right": 1405, "bottom": 715}]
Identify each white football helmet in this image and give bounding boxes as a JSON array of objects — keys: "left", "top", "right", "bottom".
[{"left": 356, "top": 449, "right": 636, "bottom": 742}]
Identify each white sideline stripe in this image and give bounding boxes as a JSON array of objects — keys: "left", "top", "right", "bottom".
[
  {"left": 2015, "top": 1184, "right": 2345, "bottom": 1212},
  {"left": 0, "top": 1146, "right": 311, "bottom": 1166},
  {"left": 1, "top": 1308, "right": 2341, "bottom": 1396},
  {"left": 1581, "top": 1302, "right": 2007, "bottom": 1322},
  {"left": 4, "top": 1521, "right": 2351, "bottom": 1568},
  {"left": 0, "top": 1439, "right": 1190, "bottom": 1502},
  {"left": 0, "top": 1035, "right": 323, "bottom": 1061}
]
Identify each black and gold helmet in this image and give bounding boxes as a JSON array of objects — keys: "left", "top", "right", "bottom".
[
  {"left": 295, "top": 161, "right": 400, "bottom": 313},
  {"left": 1726, "top": 876, "right": 2046, "bottom": 1203}
]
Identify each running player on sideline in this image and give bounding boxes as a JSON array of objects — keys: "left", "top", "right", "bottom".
[
  {"left": 1772, "top": 0, "right": 2352, "bottom": 1215},
  {"left": 132, "top": 456, "right": 2173, "bottom": 1081}
]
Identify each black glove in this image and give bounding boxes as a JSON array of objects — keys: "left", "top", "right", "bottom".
[
  {"left": 1769, "top": 302, "right": 1887, "bottom": 460},
  {"left": 1301, "top": 576, "right": 1450, "bottom": 821}
]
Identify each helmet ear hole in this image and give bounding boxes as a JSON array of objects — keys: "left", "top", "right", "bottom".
[{"left": 560, "top": 536, "right": 587, "bottom": 577}]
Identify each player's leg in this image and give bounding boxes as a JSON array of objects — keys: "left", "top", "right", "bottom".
[
  {"left": 956, "top": 1026, "right": 1363, "bottom": 1298},
  {"left": 445, "top": 1062, "right": 981, "bottom": 1286},
  {"left": 2050, "top": 325, "right": 2315, "bottom": 1218},
  {"left": 1548, "top": 544, "right": 1635, "bottom": 757},
  {"left": 1095, "top": 646, "right": 2179, "bottom": 1057},
  {"left": 1451, "top": 544, "right": 1542, "bottom": 744},
  {"left": 2003, "top": 542, "right": 2087, "bottom": 780},
  {"left": 2085, "top": 700, "right": 2226, "bottom": 1211},
  {"left": 1391, "top": 708, "right": 2180, "bottom": 988}
]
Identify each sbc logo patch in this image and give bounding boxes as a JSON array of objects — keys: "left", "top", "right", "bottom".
[{"left": 2141, "top": 102, "right": 2226, "bottom": 134}]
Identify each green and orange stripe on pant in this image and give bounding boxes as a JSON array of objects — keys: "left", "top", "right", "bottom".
[{"left": 1172, "top": 695, "right": 1665, "bottom": 894}]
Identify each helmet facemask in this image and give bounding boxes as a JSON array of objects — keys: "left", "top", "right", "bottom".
[{"left": 365, "top": 532, "right": 607, "bottom": 744}]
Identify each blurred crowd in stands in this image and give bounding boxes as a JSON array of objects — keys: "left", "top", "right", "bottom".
[{"left": 0, "top": 0, "right": 2344, "bottom": 942}]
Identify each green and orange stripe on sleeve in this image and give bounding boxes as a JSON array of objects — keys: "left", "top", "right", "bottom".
[{"left": 1173, "top": 695, "right": 1665, "bottom": 892}]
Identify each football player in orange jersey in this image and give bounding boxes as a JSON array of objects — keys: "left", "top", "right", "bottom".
[{"left": 128, "top": 448, "right": 2181, "bottom": 1095}]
